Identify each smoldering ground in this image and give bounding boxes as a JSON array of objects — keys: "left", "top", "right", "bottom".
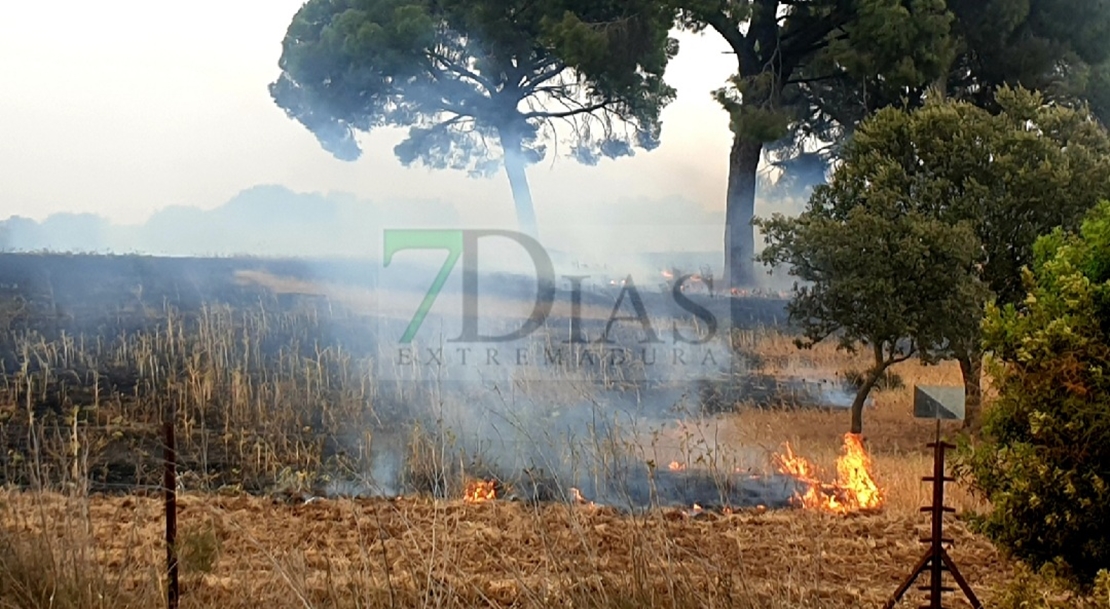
[
  {"left": 0, "top": 251, "right": 852, "bottom": 511},
  {"left": 313, "top": 254, "right": 861, "bottom": 512}
]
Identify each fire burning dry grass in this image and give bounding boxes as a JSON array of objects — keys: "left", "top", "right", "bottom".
[
  {"left": 462, "top": 479, "right": 497, "bottom": 503},
  {"left": 0, "top": 307, "right": 1099, "bottom": 608},
  {"left": 771, "top": 433, "right": 883, "bottom": 514}
]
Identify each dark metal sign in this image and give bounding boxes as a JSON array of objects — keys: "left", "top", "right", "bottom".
[{"left": 913, "top": 385, "right": 966, "bottom": 421}]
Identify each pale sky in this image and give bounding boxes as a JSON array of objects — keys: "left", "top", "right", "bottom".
[{"left": 0, "top": 1, "right": 743, "bottom": 229}]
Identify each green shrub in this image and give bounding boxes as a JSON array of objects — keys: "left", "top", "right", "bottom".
[
  {"left": 958, "top": 201, "right": 1110, "bottom": 586},
  {"left": 177, "top": 522, "right": 221, "bottom": 575},
  {"left": 995, "top": 562, "right": 1110, "bottom": 609}
]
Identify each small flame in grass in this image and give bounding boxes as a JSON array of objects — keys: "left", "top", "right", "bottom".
[
  {"left": 463, "top": 480, "right": 496, "bottom": 503},
  {"left": 772, "top": 433, "right": 884, "bottom": 514},
  {"left": 668, "top": 461, "right": 686, "bottom": 471},
  {"left": 836, "top": 433, "right": 883, "bottom": 510},
  {"left": 569, "top": 487, "right": 597, "bottom": 508}
]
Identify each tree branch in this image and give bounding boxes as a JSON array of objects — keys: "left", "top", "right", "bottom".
[
  {"left": 779, "top": 5, "right": 851, "bottom": 68},
  {"left": 888, "top": 339, "right": 917, "bottom": 365},
  {"left": 786, "top": 72, "right": 844, "bottom": 86},
  {"left": 521, "top": 61, "right": 568, "bottom": 91},
  {"left": 752, "top": 0, "right": 780, "bottom": 65},
  {"left": 523, "top": 101, "right": 612, "bottom": 120},
  {"left": 428, "top": 52, "right": 499, "bottom": 96},
  {"left": 699, "top": 9, "right": 757, "bottom": 73}
]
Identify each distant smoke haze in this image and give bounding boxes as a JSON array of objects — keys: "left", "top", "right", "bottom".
[
  {"left": 0, "top": 184, "right": 725, "bottom": 259},
  {"left": 0, "top": 185, "right": 462, "bottom": 259},
  {"left": 0, "top": 183, "right": 808, "bottom": 292}
]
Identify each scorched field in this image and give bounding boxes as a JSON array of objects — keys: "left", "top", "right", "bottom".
[{"left": 0, "top": 254, "right": 1094, "bottom": 608}]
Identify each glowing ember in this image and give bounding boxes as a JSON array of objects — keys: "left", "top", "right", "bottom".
[
  {"left": 772, "top": 432, "right": 884, "bottom": 514},
  {"left": 463, "top": 479, "right": 496, "bottom": 503},
  {"left": 668, "top": 460, "right": 686, "bottom": 471}
]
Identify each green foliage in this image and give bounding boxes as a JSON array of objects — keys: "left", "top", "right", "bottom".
[
  {"left": 756, "top": 194, "right": 984, "bottom": 429},
  {"left": 755, "top": 116, "right": 988, "bottom": 428},
  {"left": 760, "top": 87, "right": 1110, "bottom": 429},
  {"left": 947, "top": 0, "right": 1110, "bottom": 116},
  {"left": 826, "top": 0, "right": 956, "bottom": 93},
  {"left": 713, "top": 73, "right": 792, "bottom": 143},
  {"left": 862, "top": 87, "right": 1110, "bottom": 306},
  {"left": 996, "top": 562, "right": 1110, "bottom": 609},
  {"left": 771, "top": 87, "right": 1110, "bottom": 358},
  {"left": 756, "top": 193, "right": 984, "bottom": 365},
  {"left": 958, "top": 202, "right": 1110, "bottom": 586},
  {"left": 270, "top": 0, "right": 677, "bottom": 171},
  {"left": 770, "top": 0, "right": 1110, "bottom": 179}
]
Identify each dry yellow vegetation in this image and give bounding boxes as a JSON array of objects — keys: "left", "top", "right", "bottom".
[
  {"left": 0, "top": 490, "right": 1007, "bottom": 609},
  {"left": 0, "top": 329, "right": 1102, "bottom": 609}
]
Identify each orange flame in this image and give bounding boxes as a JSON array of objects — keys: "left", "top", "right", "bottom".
[
  {"left": 835, "top": 433, "right": 883, "bottom": 510},
  {"left": 463, "top": 479, "right": 496, "bottom": 503},
  {"left": 569, "top": 487, "right": 597, "bottom": 508},
  {"left": 668, "top": 460, "right": 686, "bottom": 471},
  {"left": 772, "top": 433, "right": 883, "bottom": 514}
]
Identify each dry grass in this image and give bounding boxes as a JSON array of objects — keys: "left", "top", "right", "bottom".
[
  {"left": 0, "top": 315, "right": 1103, "bottom": 608},
  {"left": 0, "top": 489, "right": 1011, "bottom": 609}
]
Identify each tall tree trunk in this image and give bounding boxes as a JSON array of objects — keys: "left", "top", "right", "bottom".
[
  {"left": 958, "top": 351, "right": 983, "bottom": 434},
  {"left": 499, "top": 128, "right": 539, "bottom": 240},
  {"left": 727, "top": 135, "right": 764, "bottom": 357},
  {"left": 725, "top": 135, "right": 764, "bottom": 292}
]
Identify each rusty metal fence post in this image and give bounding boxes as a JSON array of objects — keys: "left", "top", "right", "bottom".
[
  {"left": 882, "top": 420, "right": 981, "bottom": 609},
  {"left": 164, "top": 397, "right": 179, "bottom": 609}
]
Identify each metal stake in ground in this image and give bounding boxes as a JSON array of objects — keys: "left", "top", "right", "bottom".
[
  {"left": 883, "top": 385, "right": 981, "bottom": 609},
  {"left": 164, "top": 396, "right": 179, "bottom": 609}
]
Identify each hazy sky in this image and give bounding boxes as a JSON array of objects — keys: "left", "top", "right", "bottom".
[{"left": 0, "top": 1, "right": 743, "bottom": 228}]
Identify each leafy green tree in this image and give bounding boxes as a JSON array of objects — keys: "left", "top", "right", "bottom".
[
  {"left": 270, "top": 0, "right": 677, "bottom": 237},
  {"left": 774, "top": 0, "right": 1110, "bottom": 183},
  {"left": 672, "top": 0, "right": 957, "bottom": 295},
  {"left": 668, "top": 0, "right": 1110, "bottom": 300},
  {"left": 945, "top": 0, "right": 1110, "bottom": 118},
  {"left": 763, "top": 88, "right": 1110, "bottom": 432},
  {"left": 756, "top": 182, "right": 985, "bottom": 435},
  {"left": 958, "top": 201, "right": 1110, "bottom": 586}
]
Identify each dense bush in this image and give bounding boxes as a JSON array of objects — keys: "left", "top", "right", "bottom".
[{"left": 959, "top": 201, "right": 1110, "bottom": 585}]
